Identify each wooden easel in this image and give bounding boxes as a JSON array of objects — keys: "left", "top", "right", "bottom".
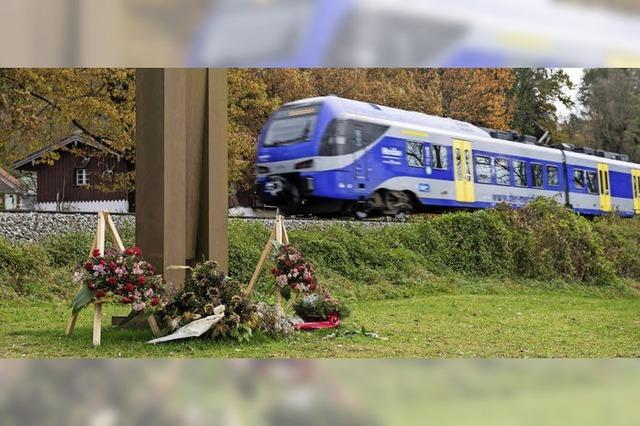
[
  {"left": 65, "top": 211, "right": 160, "bottom": 346},
  {"left": 244, "top": 215, "right": 289, "bottom": 311}
]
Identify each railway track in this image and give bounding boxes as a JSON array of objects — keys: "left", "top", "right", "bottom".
[{"left": 1, "top": 209, "right": 419, "bottom": 224}]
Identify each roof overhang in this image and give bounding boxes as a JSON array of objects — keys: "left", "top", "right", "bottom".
[{"left": 13, "top": 134, "right": 120, "bottom": 171}]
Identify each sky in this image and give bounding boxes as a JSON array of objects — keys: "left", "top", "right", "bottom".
[{"left": 556, "top": 68, "right": 584, "bottom": 122}]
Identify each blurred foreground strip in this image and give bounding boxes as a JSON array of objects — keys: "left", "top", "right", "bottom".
[
  {"left": 0, "top": 359, "right": 639, "bottom": 425},
  {"left": 2, "top": 0, "right": 640, "bottom": 66}
]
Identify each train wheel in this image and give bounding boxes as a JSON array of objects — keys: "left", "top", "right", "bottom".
[{"left": 382, "top": 190, "right": 413, "bottom": 217}]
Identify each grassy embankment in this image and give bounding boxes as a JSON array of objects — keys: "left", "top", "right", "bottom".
[{"left": 1, "top": 199, "right": 639, "bottom": 357}]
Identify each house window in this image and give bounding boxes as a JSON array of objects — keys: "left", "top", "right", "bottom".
[
  {"left": 547, "top": 165, "right": 559, "bottom": 186},
  {"left": 495, "top": 158, "right": 510, "bottom": 185},
  {"left": 573, "top": 169, "right": 585, "bottom": 190},
  {"left": 406, "top": 141, "right": 424, "bottom": 168},
  {"left": 430, "top": 145, "right": 448, "bottom": 170},
  {"left": 586, "top": 170, "right": 598, "bottom": 194},
  {"left": 474, "top": 155, "right": 492, "bottom": 183},
  {"left": 75, "top": 168, "right": 89, "bottom": 186},
  {"left": 531, "top": 163, "right": 543, "bottom": 188},
  {"left": 513, "top": 160, "right": 527, "bottom": 187}
]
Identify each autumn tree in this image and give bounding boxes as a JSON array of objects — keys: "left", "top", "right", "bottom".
[
  {"left": 509, "top": 68, "right": 574, "bottom": 140},
  {"left": 555, "top": 113, "right": 590, "bottom": 147},
  {"left": 439, "top": 68, "right": 515, "bottom": 129},
  {"left": 0, "top": 68, "right": 135, "bottom": 190}
]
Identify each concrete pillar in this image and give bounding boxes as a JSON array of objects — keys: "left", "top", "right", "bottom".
[{"left": 136, "top": 68, "right": 228, "bottom": 287}]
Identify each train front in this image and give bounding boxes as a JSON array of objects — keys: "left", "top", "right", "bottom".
[{"left": 255, "top": 100, "right": 338, "bottom": 214}]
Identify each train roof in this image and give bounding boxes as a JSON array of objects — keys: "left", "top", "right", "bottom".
[
  {"left": 284, "top": 96, "right": 640, "bottom": 169},
  {"left": 286, "top": 96, "right": 492, "bottom": 139}
]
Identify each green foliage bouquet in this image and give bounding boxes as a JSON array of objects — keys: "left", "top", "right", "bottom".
[
  {"left": 292, "top": 291, "right": 350, "bottom": 322},
  {"left": 160, "top": 261, "right": 261, "bottom": 342}
]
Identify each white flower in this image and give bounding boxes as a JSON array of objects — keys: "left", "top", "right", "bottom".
[
  {"left": 276, "top": 274, "right": 288, "bottom": 288},
  {"left": 304, "top": 293, "right": 319, "bottom": 304},
  {"left": 73, "top": 271, "right": 84, "bottom": 283},
  {"left": 132, "top": 302, "right": 146, "bottom": 312}
]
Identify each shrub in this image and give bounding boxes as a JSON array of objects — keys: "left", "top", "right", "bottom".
[
  {"left": 43, "top": 231, "right": 93, "bottom": 267},
  {"left": 0, "top": 237, "right": 50, "bottom": 276},
  {"left": 228, "top": 199, "right": 624, "bottom": 292},
  {"left": 494, "top": 199, "right": 616, "bottom": 285},
  {"left": 592, "top": 215, "right": 640, "bottom": 279}
]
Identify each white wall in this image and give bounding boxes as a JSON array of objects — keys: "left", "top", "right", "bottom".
[{"left": 36, "top": 199, "right": 129, "bottom": 213}]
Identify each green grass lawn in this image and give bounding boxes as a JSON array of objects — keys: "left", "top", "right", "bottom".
[{"left": 1, "top": 291, "right": 638, "bottom": 358}]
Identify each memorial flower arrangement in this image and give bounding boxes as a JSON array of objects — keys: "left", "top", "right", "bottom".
[
  {"left": 160, "top": 261, "right": 263, "bottom": 342},
  {"left": 271, "top": 244, "right": 318, "bottom": 299},
  {"left": 292, "top": 290, "right": 350, "bottom": 322},
  {"left": 71, "top": 246, "right": 166, "bottom": 313}
]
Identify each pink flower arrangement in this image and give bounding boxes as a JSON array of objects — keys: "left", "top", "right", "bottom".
[
  {"left": 271, "top": 244, "right": 317, "bottom": 298},
  {"left": 73, "top": 246, "right": 165, "bottom": 312}
]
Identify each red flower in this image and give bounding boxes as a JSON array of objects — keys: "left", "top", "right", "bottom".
[
  {"left": 150, "top": 297, "right": 160, "bottom": 306},
  {"left": 99, "top": 259, "right": 106, "bottom": 265},
  {"left": 109, "top": 261, "right": 117, "bottom": 271},
  {"left": 95, "top": 290, "right": 106, "bottom": 298},
  {"left": 125, "top": 248, "right": 134, "bottom": 256},
  {"left": 107, "top": 277, "right": 118, "bottom": 286},
  {"left": 87, "top": 282, "right": 95, "bottom": 290},
  {"left": 84, "top": 262, "right": 93, "bottom": 271},
  {"left": 92, "top": 249, "right": 101, "bottom": 258},
  {"left": 132, "top": 246, "right": 142, "bottom": 257},
  {"left": 122, "top": 296, "right": 131, "bottom": 304},
  {"left": 123, "top": 283, "right": 134, "bottom": 293},
  {"left": 137, "top": 275, "right": 147, "bottom": 286}
]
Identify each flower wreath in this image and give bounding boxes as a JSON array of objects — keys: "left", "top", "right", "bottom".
[
  {"left": 71, "top": 246, "right": 166, "bottom": 313},
  {"left": 271, "top": 244, "right": 317, "bottom": 299}
]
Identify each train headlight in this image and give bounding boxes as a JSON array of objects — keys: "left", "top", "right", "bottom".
[
  {"left": 304, "top": 177, "right": 315, "bottom": 191},
  {"left": 295, "top": 159, "right": 314, "bottom": 170}
]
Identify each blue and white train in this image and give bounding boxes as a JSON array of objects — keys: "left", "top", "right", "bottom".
[{"left": 255, "top": 96, "right": 640, "bottom": 217}]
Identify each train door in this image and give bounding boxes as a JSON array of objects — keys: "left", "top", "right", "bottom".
[
  {"left": 353, "top": 124, "right": 368, "bottom": 184},
  {"left": 452, "top": 139, "right": 475, "bottom": 203},
  {"left": 597, "top": 163, "right": 612, "bottom": 212},
  {"left": 632, "top": 169, "right": 640, "bottom": 214}
]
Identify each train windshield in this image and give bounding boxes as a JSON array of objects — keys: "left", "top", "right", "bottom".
[{"left": 263, "top": 106, "right": 319, "bottom": 147}]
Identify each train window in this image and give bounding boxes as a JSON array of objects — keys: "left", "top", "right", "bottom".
[
  {"left": 586, "top": 171, "right": 598, "bottom": 194},
  {"left": 464, "top": 151, "right": 472, "bottom": 180},
  {"left": 354, "top": 127, "right": 365, "bottom": 149},
  {"left": 513, "top": 160, "right": 527, "bottom": 187},
  {"left": 531, "top": 163, "right": 543, "bottom": 188},
  {"left": 455, "top": 148, "right": 463, "bottom": 179},
  {"left": 573, "top": 169, "right": 585, "bottom": 190},
  {"left": 474, "top": 156, "right": 492, "bottom": 183},
  {"left": 406, "top": 141, "right": 424, "bottom": 168},
  {"left": 547, "top": 165, "right": 559, "bottom": 186},
  {"left": 319, "top": 119, "right": 389, "bottom": 156},
  {"left": 264, "top": 112, "right": 318, "bottom": 146},
  {"left": 430, "top": 145, "right": 448, "bottom": 170},
  {"left": 495, "top": 158, "right": 511, "bottom": 185}
]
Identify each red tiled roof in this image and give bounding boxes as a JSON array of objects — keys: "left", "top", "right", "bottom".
[{"left": 0, "top": 167, "right": 26, "bottom": 193}]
